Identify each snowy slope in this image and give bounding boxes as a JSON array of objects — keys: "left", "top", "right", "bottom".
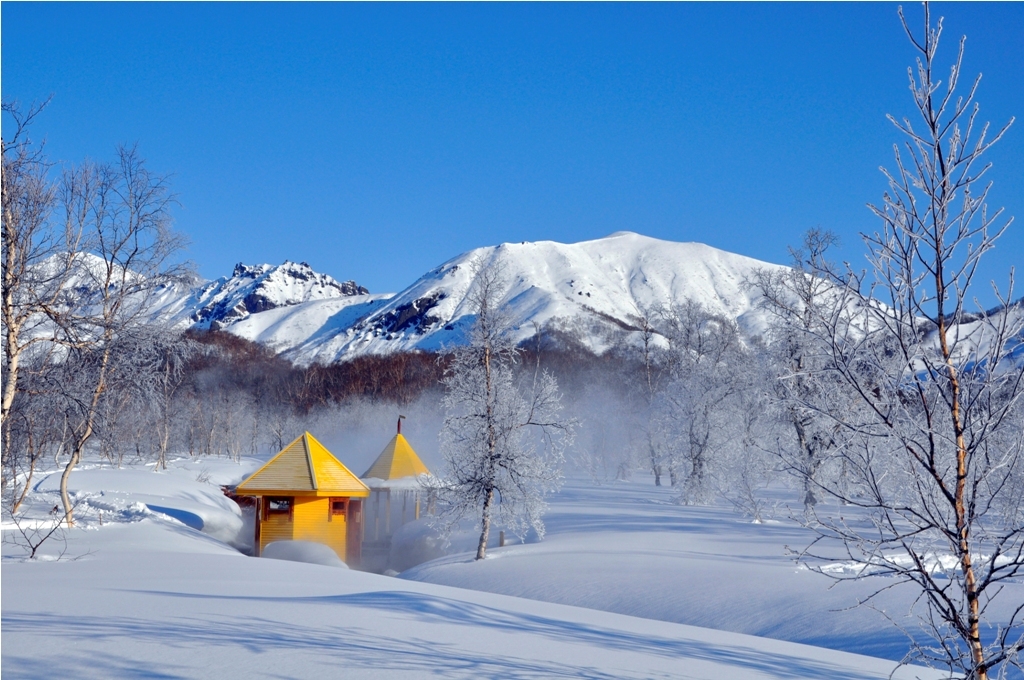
[
  {"left": 3, "top": 550, "right": 945, "bottom": 680},
  {"left": 224, "top": 294, "right": 391, "bottom": 355},
  {"left": 277, "top": 232, "right": 789, "bottom": 364}
]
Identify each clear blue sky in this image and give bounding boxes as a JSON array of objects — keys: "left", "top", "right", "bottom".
[{"left": 3, "top": 2, "right": 1022, "bottom": 303}]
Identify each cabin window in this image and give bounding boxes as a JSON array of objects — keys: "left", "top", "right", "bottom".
[
  {"left": 266, "top": 497, "right": 293, "bottom": 520},
  {"left": 329, "top": 498, "right": 346, "bottom": 521}
]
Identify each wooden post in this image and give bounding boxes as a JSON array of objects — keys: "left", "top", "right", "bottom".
[
  {"left": 499, "top": 530, "right": 505, "bottom": 547},
  {"left": 254, "top": 497, "right": 262, "bottom": 557},
  {"left": 374, "top": 491, "right": 380, "bottom": 540}
]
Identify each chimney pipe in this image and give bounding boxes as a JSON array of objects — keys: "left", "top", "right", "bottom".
[{"left": 397, "top": 414, "right": 406, "bottom": 435}]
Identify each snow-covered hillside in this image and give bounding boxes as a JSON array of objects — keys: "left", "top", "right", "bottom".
[{"left": 263, "top": 232, "right": 790, "bottom": 364}]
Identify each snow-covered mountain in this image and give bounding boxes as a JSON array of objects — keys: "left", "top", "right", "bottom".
[
  {"left": 134, "top": 232, "right": 792, "bottom": 365},
  {"left": 27, "top": 233, "right": 1024, "bottom": 368},
  {"left": 256, "top": 232, "right": 790, "bottom": 364},
  {"left": 132, "top": 233, "right": 1022, "bottom": 369},
  {"left": 150, "top": 261, "right": 370, "bottom": 331}
]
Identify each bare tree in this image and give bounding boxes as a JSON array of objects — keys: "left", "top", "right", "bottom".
[
  {"left": 144, "top": 332, "right": 200, "bottom": 470},
  {"left": 49, "top": 146, "right": 190, "bottom": 525},
  {"left": 635, "top": 307, "right": 672, "bottom": 486},
  {"left": 789, "top": 6, "right": 1022, "bottom": 678},
  {"left": 434, "top": 264, "right": 575, "bottom": 560},
  {"left": 2, "top": 359, "right": 70, "bottom": 514},
  {"left": 1, "top": 99, "right": 83, "bottom": 486}
]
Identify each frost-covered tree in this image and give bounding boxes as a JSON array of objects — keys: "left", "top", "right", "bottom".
[
  {"left": 656, "top": 300, "right": 748, "bottom": 503},
  {"left": 790, "top": 6, "right": 1023, "bottom": 678},
  {"left": 753, "top": 230, "right": 852, "bottom": 510},
  {"left": 717, "top": 341, "right": 782, "bottom": 522},
  {"left": 435, "top": 265, "right": 574, "bottom": 560},
  {"left": 621, "top": 305, "right": 672, "bottom": 486},
  {"left": 48, "top": 146, "right": 190, "bottom": 524}
]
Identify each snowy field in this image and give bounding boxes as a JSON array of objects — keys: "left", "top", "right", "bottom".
[
  {"left": 399, "top": 479, "right": 1024, "bottom": 666},
  {"left": 1, "top": 457, "right": 997, "bottom": 679}
]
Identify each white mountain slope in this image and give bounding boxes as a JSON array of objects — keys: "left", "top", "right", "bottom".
[
  {"left": 149, "top": 261, "right": 370, "bottom": 331},
  {"left": 272, "top": 232, "right": 790, "bottom": 364}
]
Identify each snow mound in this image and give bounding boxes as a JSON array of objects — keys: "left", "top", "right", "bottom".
[
  {"left": 388, "top": 518, "right": 518, "bottom": 573},
  {"left": 262, "top": 540, "right": 348, "bottom": 568},
  {"left": 400, "top": 478, "right": 1024, "bottom": 662}
]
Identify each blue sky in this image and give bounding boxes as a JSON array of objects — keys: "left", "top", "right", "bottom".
[{"left": 3, "top": 2, "right": 1022, "bottom": 302}]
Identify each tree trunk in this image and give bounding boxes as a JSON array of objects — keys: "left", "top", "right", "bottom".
[
  {"left": 477, "top": 339, "right": 498, "bottom": 561},
  {"left": 937, "top": 312, "right": 988, "bottom": 680},
  {"left": 11, "top": 452, "right": 37, "bottom": 515},
  {"left": 59, "top": 346, "right": 111, "bottom": 526},
  {"left": 649, "top": 440, "right": 662, "bottom": 486},
  {"left": 59, "top": 447, "right": 82, "bottom": 527},
  {"left": 476, "top": 487, "right": 494, "bottom": 560},
  {"left": 1, "top": 199, "right": 23, "bottom": 431}
]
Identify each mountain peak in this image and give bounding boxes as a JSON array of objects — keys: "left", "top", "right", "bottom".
[
  {"left": 273, "top": 233, "right": 789, "bottom": 364},
  {"left": 149, "top": 260, "right": 369, "bottom": 331}
]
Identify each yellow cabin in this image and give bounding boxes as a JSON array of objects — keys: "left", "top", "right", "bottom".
[
  {"left": 360, "top": 420, "right": 432, "bottom": 570},
  {"left": 235, "top": 432, "right": 369, "bottom": 565}
]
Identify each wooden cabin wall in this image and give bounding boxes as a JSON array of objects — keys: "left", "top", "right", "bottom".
[
  {"left": 259, "top": 506, "right": 294, "bottom": 555},
  {"left": 292, "top": 497, "right": 347, "bottom": 561}
]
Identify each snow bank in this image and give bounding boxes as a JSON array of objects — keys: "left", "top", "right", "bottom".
[
  {"left": 388, "top": 517, "right": 518, "bottom": 573},
  {"left": 262, "top": 540, "right": 348, "bottom": 568},
  {"left": 26, "top": 457, "right": 260, "bottom": 550}
]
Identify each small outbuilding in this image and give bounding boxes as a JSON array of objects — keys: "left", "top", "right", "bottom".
[
  {"left": 360, "top": 419, "right": 432, "bottom": 569},
  {"left": 235, "top": 432, "right": 369, "bottom": 565}
]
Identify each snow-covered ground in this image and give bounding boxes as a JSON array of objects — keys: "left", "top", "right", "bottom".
[
  {"left": 402, "top": 480, "right": 1022, "bottom": 662},
  {"left": 1, "top": 458, "right": 981, "bottom": 679}
]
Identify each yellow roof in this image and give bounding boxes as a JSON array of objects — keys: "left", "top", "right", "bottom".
[
  {"left": 236, "top": 432, "right": 369, "bottom": 497},
  {"left": 362, "top": 433, "right": 430, "bottom": 480}
]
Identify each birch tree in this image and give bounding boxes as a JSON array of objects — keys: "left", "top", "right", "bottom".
[
  {"left": 791, "top": 6, "right": 1023, "bottom": 678},
  {"left": 629, "top": 306, "right": 671, "bottom": 486},
  {"left": 435, "top": 265, "right": 574, "bottom": 560},
  {"left": 657, "top": 300, "right": 747, "bottom": 503},
  {"left": 753, "top": 230, "right": 850, "bottom": 510},
  {"left": 1, "top": 99, "right": 83, "bottom": 486},
  {"left": 50, "top": 146, "right": 189, "bottom": 525}
]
